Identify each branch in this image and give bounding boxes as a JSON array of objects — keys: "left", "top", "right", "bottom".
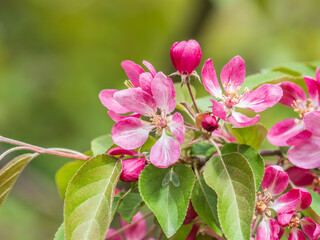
[
  {"left": 259, "top": 149, "right": 282, "bottom": 157},
  {"left": 0, "top": 135, "right": 90, "bottom": 160}
]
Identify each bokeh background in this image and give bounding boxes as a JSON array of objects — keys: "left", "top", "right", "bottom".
[{"left": 0, "top": 0, "right": 319, "bottom": 239}]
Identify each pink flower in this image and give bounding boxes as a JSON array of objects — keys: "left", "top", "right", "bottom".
[
  {"left": 170, "top": 40, "right": 202, "bottom": 76},
  {"left": 286, "top": 166, "right": 320, "bottom": 194},
  {"left": 108, "top": 147, "right": 146, "bottom": 182},
  {"left": 268, "top": 68, "right": 320, "bottom": 147},
  {"left": 106, "top": 212, "right": 148, "bottom": 240},
  {"left": 111, "top": 72, "right": 185, "bottom": 168},
  {"left": 254, "top": 166, "right": 311, "bottom": 239},
  {"left": 99, "top": 60, "right": 157, "bottom": 122},
  {"left": 201, "top": 114, "right": 219, "bottom": 132},
  {"left": 202, "top": 56, "right": 283, "bottom": 127},
  {"left": 287, "top": 111, "right": 320, "bottom": 169}
]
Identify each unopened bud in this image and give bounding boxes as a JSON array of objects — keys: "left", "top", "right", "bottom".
[
  {"left": 120, "top": 158, "right": 146, "bottom": 182},
  {"left": 201, "top": 115, "right": 218, "bottom": 132},
  {"left": 183, "top": 202, "right": 198, "bottom": 224},
  {"left": 170, "top": 40, "right": 202, "bottom": 75}
]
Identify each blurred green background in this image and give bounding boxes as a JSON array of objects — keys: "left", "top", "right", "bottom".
[{"left": 0, "top": 0, "right": 319, "bottom": 239}]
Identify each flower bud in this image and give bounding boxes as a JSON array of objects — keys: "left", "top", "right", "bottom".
[
  {"left": 120, "top": 158, "right": 146, "bottom": 182},
  {"left": 201, "top": 115, "right": 218, "bottom": 132},
  {"left": 170, "top": 40, "right": 202, "bottom": 75}
]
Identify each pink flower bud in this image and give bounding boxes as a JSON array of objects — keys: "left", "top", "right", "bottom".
[
  {"left": 201, "top": 115, "right": 218, "bottom": 132},
  {"left": 120, "top": 158, "right": 146, "bottom": 182},
  {"left": 170, "top": 40, "right": 202, "bottom": 75}
]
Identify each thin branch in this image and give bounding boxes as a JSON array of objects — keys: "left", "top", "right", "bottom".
[
  {"left": 186, "top": 76, "right": 200, "bottom": 113},
  {"left": 156, "top": 229, "right": 164, "bottom": 240},
  {"left": 105, "top": 212, "right": 153, "bottom": 240},
  {"left": 259, "top": 149, "right": 282, "bottom": 157},
  {"left": 184, "top": 137, "right": 203, "bottom": 149},
  {"left": 142, "top": 225, "right": 157, "bottom": 240},
  {"left": 181, "top": 102, "right": 196, "bottom": 119},
  {"left": 0, "top": 146, "right": 35, "bottom": 161},
  {"left": 0, "top": 136, "right": 90, "bottom": 160}
]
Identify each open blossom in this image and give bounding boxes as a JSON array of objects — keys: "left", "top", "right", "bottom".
[
  {"left": 170, "top": 40, "right": 202, "bottom": 76},
  {"left": 287, "top": 111, "right": 320, "bottom": 168},
  {"left": 99, "top": 60, "right": 157, "bottom": 122},
  {"left": 268, "top": 68, "right": 320, "bottom": 146},
  {"left": 202, "top": 56, "right": 283, "bottom": 127},
  {"left": 111, "top": 72, "right": 185, "bottom": 168},
  {"left": 254, "top": 166, "right": 312, "bottom": 240}
]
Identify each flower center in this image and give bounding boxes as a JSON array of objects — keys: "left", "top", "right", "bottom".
[
  {"left": 312, "top": 176, "right": 320, "bottom": 193},
  {"left": 222, "top": 82, "right": 250, "bottom": 108},
  {"left": 255, "top": 191, "right": 272, "bottom": 216},
  {"left": 289, "top": 214, "right": 300, "bottom": 228},
  {"left": 292, "top": 99, "right": 314, "bottom": 119},
  {"left": 149, "top": 113, "right": 167, "bottom": 130}
]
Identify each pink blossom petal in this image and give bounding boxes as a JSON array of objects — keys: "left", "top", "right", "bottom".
[
  {"left": 256, "top": 218, "right": 280, "bottom": 240},
  {"left": 228, "top": 111, "right": 260, "bottom": 127},
  {"left": 294, "top": 187, "right": 312, "bottom": 211},
  {"left": 142, "top": 60, "right": 157, "bottom": 76},
  {"left": 305, "top": 77, "right": 320, "bottom": 108},
  {"left": 301, "top": 217, "right": 320, "bottom": 240},
  {"left": 99, "top": 89, "right": 129, "bottom": 114},
  {"left": 121, "top": 212, "right": 146, "bottom": 240},
  {"left": 180, "top": 40, "right": 202, "bottom": 75},
  {"left": 267, "top": 118, "right": 304, "bottom": 146},
  {"left": 286, "top": 130, "right": 312, "bottom": 146},
  {"left": 202, "top": 59, "right": 222, "bottom": 98},
  {"left": 150, "top": 131, "right": 181, "bottom": 168},
  {"left": 111, "top": 117, "right": 153, "bottom": 150},
  {"left": 107, "top": 110, "right": 140, "bottom": 122},
  {"left": 105, "top": 228, "right": 123, "bottom": 240},
  {"left": 114, "top": 88, "right": 156, "bottom": 116},
  {"left": 210, "top": 99, "right": 226, "bottom": 120},
  {"left": 139, "top": 72, "right": 153, "bottom": 95},
  {"left": 121, "top": 60, "right": 145, "bottom": 87},
  {"left": 236, "top": 84, "right": 283, "bottom": 112},
  {"left": 304, "top": 111, "right": 320, "bottom": 136},
  {"left": 170, "top": 41, "right": 184, "bottom": 73},
  {"left": 278, "top": 81, "right": 307, "bottom": 108},
  {"left": 120, "top": 158, "right": 146, "bottom": 182},
  {"left": 151, "top": 72, "right": 176, "bottom": 114},
  {"left": 287, "top": 136, "right": 320, "bottom": 169},
  {"left": 261, "top": 165, "right": 289, "bottom": 196},
  {"left": 107, "top": 147, "right": 138, "bottom": 156},
  {"left": 220, "top": 56, "right": 246, "bottom": 93},
  {"left": 168, "top": 112, "right": 185, "bottom": 144},
  {"left": 286, "top": 166, "right": 316, "bottom": 187},
  {"left": 272, "top": 189, "right": 300, "bottom": 214},
  {"left": 289, "top": 228, "right": 306, "bottom": 240},
  {"left": 277, "top": 211, "right": 295, "bottom": 227}
]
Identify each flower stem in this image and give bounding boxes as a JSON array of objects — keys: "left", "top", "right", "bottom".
[
  {"left": 186, "top": 76, "right": 200, "bottom": 113},
  {"left": 105, "top": 212, "right": 153, "bottom": 239},
  {"left": 259, "top": 149, "right": 282, "bottom": 157},
  {"left": 184, "top": 137, "right": 203, "bottom": 149},
  {"left": 0, "top": 135, "right": 90, "bottom": 160}
]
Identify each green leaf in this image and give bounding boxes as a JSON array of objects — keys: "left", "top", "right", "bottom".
[
  {"left": 190, "top": 142, "right": 216, "bottom": 158},
  {"left": 55, "top": 160, "right": 85, "bottom": 199},
  {"left": 91, "top": 135, "right": 114, "bottom": 156},
  {"left": 64, "top": 155, "right": 122, "bottom": 240},
  {"left": 196, "top": 95, "right": 212, "bottom": 112},
  {"left": 221, "top": 143, "right": 265, "bottom": 189},
  {"left": 169, "top": 223, "right": 193, "bottom": 240},
  {"left": 139, "top": 164, "right": 195, "bottom": 238},
  {"left": 230, "top": 123, "right": 268, "bottom": 149},
  {"left": 140, "top": 135, "right": 156, "bottom": 152},
  {"left": 191, "top": 173, "right": 220, "bottom": 233},
  {"left": 174, "top": 82, "right": 196, "bottom": 111},
  {"left": 270, "top": 62, "right": 316, "bottom": 77},
  {"left": 117, "top": 192, "right": 143, "bottom": 223},
  {"left": 0, "top": 153, "right": 34, "bottom": 207},
  {"left": 203, "top": 153, "right": 256, "bottom": 240},
  {"left": 54, "top": 223, "right": 65, "bottom": 240},
  {"left": 307, "top": 190, "right": 320, "bottom": 225}
]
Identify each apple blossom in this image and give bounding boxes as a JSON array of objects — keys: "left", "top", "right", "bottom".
[
  {"left": 202, "top": 56, "right": 283, "bottom": 127},
  {"left": 111, "top": 72, "right": 185, "bottom": 168}
]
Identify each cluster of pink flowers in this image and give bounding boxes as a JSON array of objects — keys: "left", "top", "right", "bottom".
[
  {"left": 99, "top": 39, "right": 283, "bottom": 173},
  {"left": 252, "top": 165, "right": 320, "bottom": 240},
  {"left": 268, "top": 68, "right": 320, "bottom": 168}
]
